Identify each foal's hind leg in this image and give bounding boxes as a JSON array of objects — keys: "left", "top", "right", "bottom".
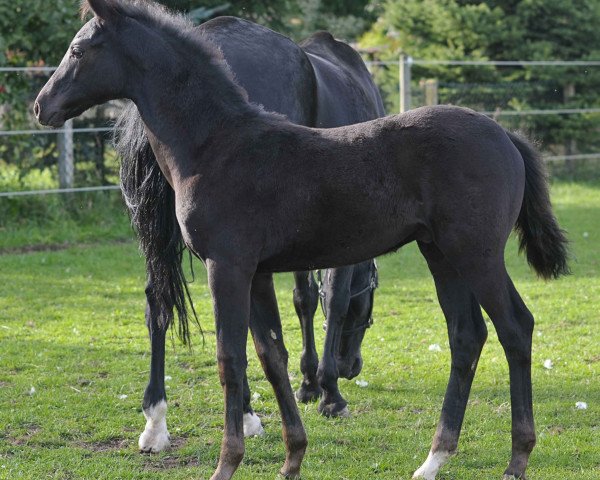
[
  {"left": 413, "top": 242, "right": 487, "bottom": 479},
  {"left": 139, "top": 278, "right": 171, "bottom": 453},
  {"left": 442, "top": 249, "right": 536, "bottom": 479},
  {"left": 293, "top": 271, "right": 322, "bottom": 403},
  {"left": 250, "top": 272, "right": 307, "bottom": 478}
]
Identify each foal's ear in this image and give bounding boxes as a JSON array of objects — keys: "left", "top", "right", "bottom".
[{"left": 85, "top": 0, "right": 120, "bottom": 25}]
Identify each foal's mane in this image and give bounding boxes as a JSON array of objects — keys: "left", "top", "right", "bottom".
[
  {"left": 80, "top": 0, "right": 195, "bottom": 37},
  {"left": 80, "top": 0, "right": 248, "bottom": 101}
]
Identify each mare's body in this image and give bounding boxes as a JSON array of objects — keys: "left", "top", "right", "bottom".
[{"left": 36, "top": 2, "right": 569, "bottom": 479}]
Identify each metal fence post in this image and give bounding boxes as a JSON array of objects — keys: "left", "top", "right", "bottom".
[
  {"left": 57, "top": 119, "right": 74, "bottom": 189},
  {"left": 399, "top": 54, "right": 412, "bottom": 113},
  {"left": 563, "top": 83, "right": 577, "bottom": 174}
]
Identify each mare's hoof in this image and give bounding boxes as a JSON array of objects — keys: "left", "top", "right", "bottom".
[
  {"left": 295, "top": 384, "right": 322, "bottom": 403},
  {"left": 278, "top": 470, "right": 301, "bottom": 479},
  {"left": 243, "top": 412, "right": 265, "bottom": 437},
  {"left": 318, "top": 400, "right": 350, "bottom": 418},
  {"left": 502, "top": 475, "right": 528, "bottom": 480}
]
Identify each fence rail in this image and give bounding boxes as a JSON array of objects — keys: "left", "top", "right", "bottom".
[
  {"left": 0, "top": 185, "right": 120, "bottom": 198},
  {"left": 365, "top": 59, "right": 600, "bottom": 67},
  {"left": 0, "top": 66, "right": 56, "bottom": 73},
  {"left": 0, "top": 126, "right": 113, "bottom": 136}
]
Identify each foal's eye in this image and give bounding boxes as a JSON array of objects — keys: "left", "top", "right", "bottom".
[{"left": 71, "top": 47, "right": 84, "bottom": 59}]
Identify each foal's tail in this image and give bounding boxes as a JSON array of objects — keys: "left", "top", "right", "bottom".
[
  {"left": 115, "top": 102, "right": 198, "bottom": 344},
  {"left": 507, "top": 131, "right": 570, "bottom": 279}
]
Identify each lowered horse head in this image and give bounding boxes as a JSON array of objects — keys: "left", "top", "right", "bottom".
[{"left": 337, "top": 260, "right": 377, "bottom": 379}]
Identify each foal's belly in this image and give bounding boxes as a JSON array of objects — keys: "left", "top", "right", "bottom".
[
  {"left": 256, "top": 171, "right": 427, "bottom": 272},
  {"left": 257, "top": 219, "right": 424, "bottom": 273}
]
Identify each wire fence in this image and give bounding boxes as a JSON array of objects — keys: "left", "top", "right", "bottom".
[
  {"left": 0, "top": 126, "right": 113, "bottom": 136},
  {"left": 364, "top": 57, "right": 600, "bottom": 177},
  {"left": 2, "top": 58, "right": 600, "bottom": 197}
]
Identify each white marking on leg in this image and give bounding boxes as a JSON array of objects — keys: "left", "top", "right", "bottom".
[
  {"left": 139, "top": 399, "right": 171, "bottom": 453},
  {"left": 243, "top": 412, "right": 265, "bottom": 437},
  {"left": 412, "top": 450, "right": 452, "bottom": 480}
]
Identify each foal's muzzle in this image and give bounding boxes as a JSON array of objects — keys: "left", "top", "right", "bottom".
[{"left": 34, "top": 97, "right": 67, "bottom": 128}]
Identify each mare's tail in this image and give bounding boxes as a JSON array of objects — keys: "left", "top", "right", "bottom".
[
  {"left": 507, "top": 131, "right": 570, "bottom": 279},
  {"left": 115, "top": 102, "right": 198, "bottom": 344}
]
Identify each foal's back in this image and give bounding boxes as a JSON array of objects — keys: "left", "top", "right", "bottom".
[{"left": 233, "top": 106, "right": 525, "bottom": 271}]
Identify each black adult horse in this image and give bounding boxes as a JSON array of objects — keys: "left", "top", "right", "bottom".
[
  {"left": 36, "top": 1, "right": 569, "bottom": 479},
  {"left": 115, "top": 14, "right": 384, "bottom": 452}
]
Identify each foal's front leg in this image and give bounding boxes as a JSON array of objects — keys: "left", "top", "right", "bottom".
[
  {"left": 139, "top": 277, "right": 171, "bottom": 453},
  {"left": 207, "top": 259, "right": 254, "bottom": 480},
  {"left": 250, "top": 272, "right": 307, "bottom": 478}
]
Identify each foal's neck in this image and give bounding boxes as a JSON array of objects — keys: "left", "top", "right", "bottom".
[{"left": 130, "top": 30, "right": 257, "bottom": 182}]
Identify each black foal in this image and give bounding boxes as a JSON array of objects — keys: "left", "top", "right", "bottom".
[{"left": 36, "top": 1, "right": 569, "bottom": 479}]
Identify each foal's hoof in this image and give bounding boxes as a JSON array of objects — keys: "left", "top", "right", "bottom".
[
  {"left": 502, "top": 475, "right": 528, "bottom": 480},
  {"left": 139, "top": 400, "right": 171, "bottom": 453},
  {"left": 318, "top": 400, "right": 350, "bottom": 418},
  {"left": 139, "top": 428, "right": 171, "bottom": 453},
  {"left": 295, "top": 383, "right": 322, "bottom": 403}
]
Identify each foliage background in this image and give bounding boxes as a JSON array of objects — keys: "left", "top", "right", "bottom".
[
  {"left": 0, "top": 0, "right": 599, "bottom": 228},
  {"left": 360, "top": 0, "right": 600, "bottom": 161}
]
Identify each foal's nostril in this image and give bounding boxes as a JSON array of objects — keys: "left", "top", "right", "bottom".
[{"left": 33, "top": 102, "right": 41, "bottom": 119}]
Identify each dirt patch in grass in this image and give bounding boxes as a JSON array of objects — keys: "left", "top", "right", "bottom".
[
  {"left": 80, "top": 438, "right": 129, "bottom": 452},
  {"left": 144, "top": 454, "right": 200, "bottom": 470},
  {"left": 142, "top": 436, "right": 202, "bottom": 470},
  {"left": 7, "top": 423, "right": 41, "bottom": 446}
]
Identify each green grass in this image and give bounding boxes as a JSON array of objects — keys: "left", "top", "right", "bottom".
[
  {"left": 0, "top": 190, "right": 133, "bottom": 251},
  {"left": 0, "top": 181, "right": 598, "bottom": 479}
]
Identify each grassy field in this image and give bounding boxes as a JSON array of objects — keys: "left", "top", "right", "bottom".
[{"left": 0, "top": 181, "right": 598, "bottom": 479}]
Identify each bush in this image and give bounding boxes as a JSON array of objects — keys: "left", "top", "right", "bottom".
[{"left": 0, "top": 163, "right": 132, "bottom": 249}]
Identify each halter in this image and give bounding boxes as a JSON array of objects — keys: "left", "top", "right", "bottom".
[{"left": 317, "top": 260, "right": 378, "bottom": 336}]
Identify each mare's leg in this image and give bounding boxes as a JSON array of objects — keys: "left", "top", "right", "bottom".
[
  {"left": 207, "top": 259, "right": 254, "bottom": 480},
  {"left": 139, "top": 277, "right": 171, "bottom": 453},
  {"left": 242, "top": 373, "right": 264, "bottom": 436},
  {"left": 293, "top": 270, "right": 322, "bottom": 403},
  {"left": 413, "top": 242, "right": 488, "bottom": 479},
  {"left": 250, "top": 272, "right": 307, "bottom": 478},
  {"left": 442, "top": 246, "right": 536, "bottom": 479},
  {"left": 317, "top": 266, "right": 353, "bottom": 417}
]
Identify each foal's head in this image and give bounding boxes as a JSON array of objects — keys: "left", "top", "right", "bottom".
[
  {"left": 35, "top": 0, "right": 219, "bottom": 127},
  {"left": 35, "top": 0, "right": 134, "bottom": 127}
]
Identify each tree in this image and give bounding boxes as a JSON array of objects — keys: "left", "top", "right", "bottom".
[
  {"left": 361, "top": 0, "right": 600, "bottom": 161},
  {"left": 285, "top": 0, "right": 374, "bottom": 41}
]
